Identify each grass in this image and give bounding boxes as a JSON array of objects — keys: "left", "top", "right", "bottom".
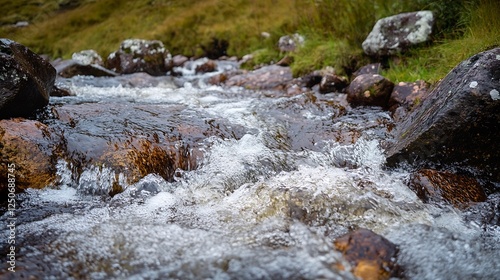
[{"left": 1, "top": 0, "right": 499, "bottom": 84}]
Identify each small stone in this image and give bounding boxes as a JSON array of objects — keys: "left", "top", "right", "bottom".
[
  {"left": 409, "top": 169, "right": 486, "bottom": 209},
  {"left": 334, "top": 228, "right": 400, "bottom": 280}
]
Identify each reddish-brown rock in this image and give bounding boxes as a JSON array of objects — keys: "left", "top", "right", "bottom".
[
  {"left": 0, "top": 118, "right": 63, "bottom": 193},
  {"left": 409, "top": 169, "right": 487, "bottom": 209},
  {"left": 334, "top": 228, "right": 400, "bottom": 280}
]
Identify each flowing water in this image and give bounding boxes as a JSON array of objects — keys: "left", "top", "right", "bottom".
[{"left": 2, "top": 60, "right": 500, "bottom": 279}]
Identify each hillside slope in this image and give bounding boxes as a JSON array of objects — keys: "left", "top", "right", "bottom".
[{"left": 2, "top": 0, "right": 499, "bottom": 82}]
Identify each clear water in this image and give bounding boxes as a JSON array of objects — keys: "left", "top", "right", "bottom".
[{"left": 2, "top": 63, "right": 499, "bottom": 279}]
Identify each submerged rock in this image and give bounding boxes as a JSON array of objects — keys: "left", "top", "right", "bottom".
[
  {"left": 362, "top": 11, "right": 434, "bottom": 56},
  {"left": 346, "top": 74, "right": 394, "bottom": 108},
  {"left": 71, "top": 49, "right": 104, "bottom": 66},
  {"left": 409, "top": 169, "right": 487, "bottom": 209},
  {"left": 0, "top": 38, "right": 55, "bottom": 118},
  {"left": 106, "top": 39, "right": 173, "bottom": 76},
  {"left": 386, "top": 48, "right": 500, "bottom": 182},
  {"left": 334, "top": 228, "right": 400, "bottom": 280}
]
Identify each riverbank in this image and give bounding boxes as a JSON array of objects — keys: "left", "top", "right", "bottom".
[{"left": 2, "top": 0, "right": 500, "bottom": 83}]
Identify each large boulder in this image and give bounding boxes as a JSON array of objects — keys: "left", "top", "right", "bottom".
[
  {"left": 106, "top": 39, "right": 173, "bottom": 76},
  {"left": 346, "top": 74, "right": 394, "bottom": 108},
  {"left": 0, "top": 38, "right": 55, "bottom": 119},
  {"left": 409, "top": 169, "right": 487, "bottom": 209},
  {"left": 225, "top": 65, "right": 294, "bottom": 90},
  {"left": 386, "top": 48, "right": 500, "bottom": 182},
  {"left": 362, "top": 11, "right": 434, "bottom": 56}
]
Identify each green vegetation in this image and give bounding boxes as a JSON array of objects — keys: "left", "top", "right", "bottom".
[{"left": 1, "top": 0, "right": 499, "bottom": 84}]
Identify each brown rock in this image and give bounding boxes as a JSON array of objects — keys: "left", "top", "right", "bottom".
[
  {"left": 386, "top": 48, "right": 500, "bottom": 182},
  {"left": 276, "top": 55, "right": 294, "bottom": 67},
  {"left": 319, "top": 73, "right": 348, "bottom": 93},
  {"left": 409, "top": 169, "right": 487, "bottom": 209},
  {"left": 334, "top": 228, "right": 400, "bottom": 280},
  {"left": 48, "top": 102, "right": 246, "bottom": 190},
  {"left": 388, "top": 80, "right": 430, "bottom": 113},
  {"left": 0, "top": 118, "right": 63, "bottom": 193},
  {"left": 172, "top": 55, "right": 189, "bottom": 67},
  {"left": 346, "top": 74, "right": 394, "bottom": 108},
  {"left": 195, "top": 59, "right": 217, "bottom": 74}
]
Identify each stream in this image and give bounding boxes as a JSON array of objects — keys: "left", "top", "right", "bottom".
[{"left": 1, "top": 60, "right": 500, "bottom": 279}]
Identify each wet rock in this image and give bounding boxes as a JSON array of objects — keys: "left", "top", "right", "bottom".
[
  {"left": 54, "top": 59, "right": 118, "bottom": 78},
  {"left": 352, "top": 63, "right": 382, "bottom": 79},
  {"left": 464, "top": 193, "right": 500, "bottom": 227},
  {"left": 106, "top": 39, "right": 173, "bottom": 76},
  {"left": 0, "top": 119, "right": 63, "bottom": 194},
  {"left": 388, "top": 80, "right": 430, "bottom": 113},
  {"left": 362, "top": 11, "right": 434, "bottom": 56},
  {"left": 172, "top": 55, "right": 189, "bottom": 67},
  {"left": 225, "top": 65, "right": 293, "bottom": 90},
  {"left": 346, "top": 74, "right": 394, "bottom": 108},
  {"left": 319, "top": 73, "right": 348, "bottom": 93},
  {"left": 409, "top": 169, "right": 486, "bottom": 209},
  {"left": 50, "top": 85, "right": 73, "bottom": 97},
  {"left": 207, "top": 73, "right": 228, "bottom": 85},
  {"left": 71, "top": 49, "right": 103, "bottom": 66},
  {"left": 278, "top": 33, "right": 305, "bottom": 52},
  {"left": 386, "top": 48, "right": 500, "bottom": 181},
  {"left": 195, "top": 59, "right": 217, "bottom": 74},
  {"left": 0, "top": 38, "right": 55, "bottom": 119},
  {"left": 45, "top": 102, "right": 246, "bottom": 188},
  {"left": 334, "top": 228, "right": 400, "bottom": 280}
]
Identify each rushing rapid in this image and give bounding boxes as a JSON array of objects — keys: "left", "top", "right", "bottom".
[{"left": 2, "top": 61, "right": 499, "bottom": 279}]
